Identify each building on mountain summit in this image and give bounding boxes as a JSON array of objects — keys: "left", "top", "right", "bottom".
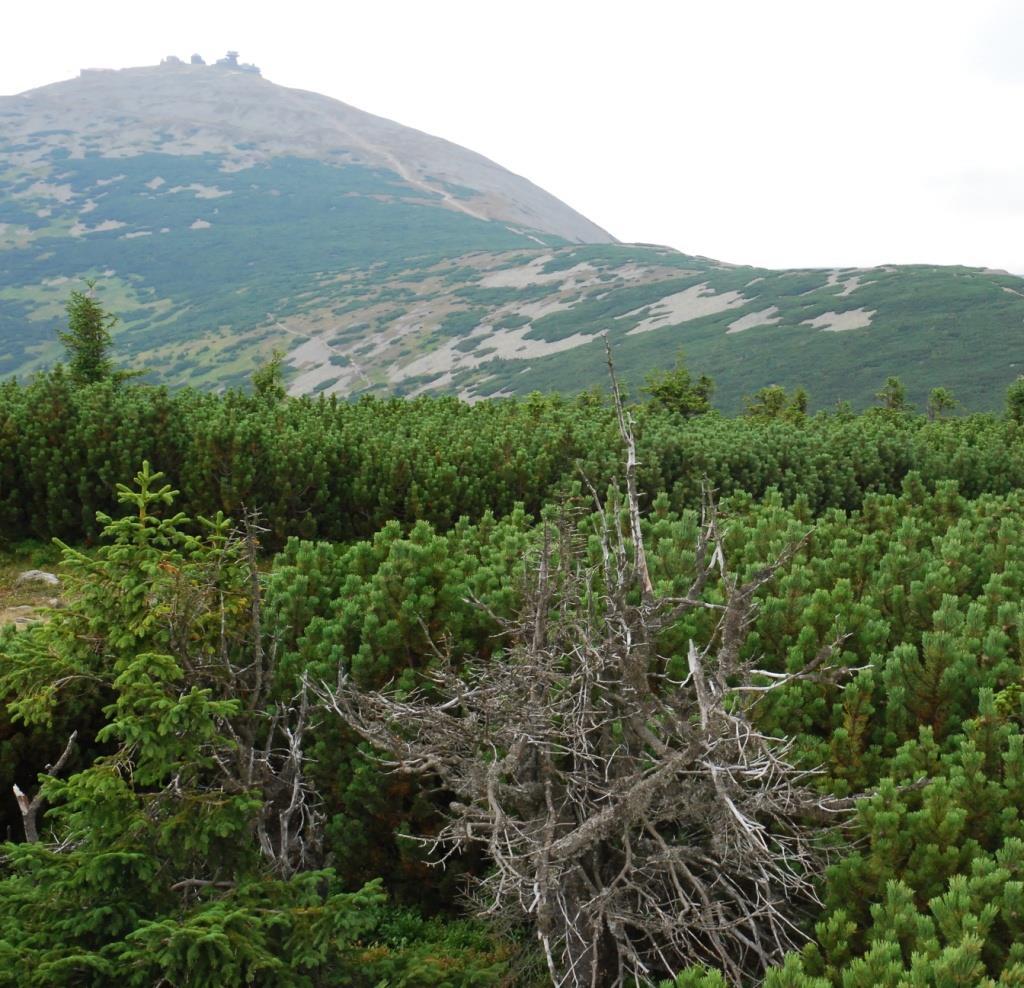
[{"left": 214, "top": 51, "right": 261, "bottom": 74}]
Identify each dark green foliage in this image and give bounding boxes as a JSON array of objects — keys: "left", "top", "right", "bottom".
[
  {"left": 876, "top": 376, "right": 909, "bottom": 411},
  {"left": 59, "top": 284, "right": 117, "bottom": 384},
  {"left": 3, "top": 375, "right": 1024, "bottom": 548},
  {"left": 927, "top": 386, "right": 959, "bottom": 420},
  {"left": 0, "top": 466, "right": 389, "bottom": 985},
  {"left": 641, "top": 349, "right": 714, "bottom": 416},
  {"left": 744, "top": 383, "right": 809, "bottom": 420},
  {"left": 656, "top": 481, "right": 1024, "bottom": 984},
  {"left": 0, "top": 466, "right": 518, "bottom": 986},
  {"left": 266, "top": 508, "right": 532, "bottom": 894},
  {"left": 435, "top": 306, "right": 490, "bottom": 338},
  {"left": 259, "top": 471, "right": 1024, "bottom": 982},
  {"left": 4, "top": 373, "right": 1024, "bottom": 982}
]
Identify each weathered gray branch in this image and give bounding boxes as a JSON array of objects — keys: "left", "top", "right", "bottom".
[{"left": 13, "top": 730, "right": 78, "bottom": 843}]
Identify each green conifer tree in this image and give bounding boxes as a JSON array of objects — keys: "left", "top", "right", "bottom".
[
  {"left": 0, "top": 465, "right": 390, "bottom": 986},
  {"left": 59, "top": 282, "right": 117, "bottom": 385},
  {"left": 251, "top": 348, "right": 287, "bottom": 401},
  {"left": 927, "top": 386, "right": 958, "bottom": 421},
  {"left": 744, "top": 384, "right": 809, "bottom": 421},
  {"left": 875, "top": 376, "right": 908, "bottom": 411},
  {"left": 642, "top": 350, "right": 715, "bottom": 417}
]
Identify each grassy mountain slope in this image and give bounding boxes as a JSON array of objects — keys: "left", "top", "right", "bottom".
[
  {"left": 1, "top": 62, "right": 1022, "bottom": 410},
  {"left": 377, "top": 245, "right": 1023, "bottom": 411}
]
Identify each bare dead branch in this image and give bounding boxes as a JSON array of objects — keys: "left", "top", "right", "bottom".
[
  {"left": 13, "top": 730, "right": 78, "bottom": 843},
  {"left": 605, "top": 336, "right": 653, "bottom": 603},
  {"left": 169, "top": 878, "right": 237, "bottom": 893}
]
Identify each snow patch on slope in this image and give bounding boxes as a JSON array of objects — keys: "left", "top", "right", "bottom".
[
  {"left": 624, "top": 284, "right": 749, "bottom": 335},
  {"left": 802, "top": 308, "right": 876, "bottom": 332},
  {"left": 727, "top": 306, "right": 781, "bottom": 334}
]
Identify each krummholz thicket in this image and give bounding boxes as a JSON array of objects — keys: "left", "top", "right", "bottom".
[{"left": 4, "top": 334, "right": 1024, "bottom": 985}]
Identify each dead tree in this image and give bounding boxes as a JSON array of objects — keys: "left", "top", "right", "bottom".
[{"left": 317, "top": 355, "right": 850, "bottom": 986}]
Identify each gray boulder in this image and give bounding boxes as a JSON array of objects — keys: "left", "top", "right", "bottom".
[{"left": 14, "top": 569, "right": 60, "bottom": 588}]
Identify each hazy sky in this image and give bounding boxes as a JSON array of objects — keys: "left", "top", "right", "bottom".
[{"left": 4, "top": 0, "right": 1023, "bottom": 271}]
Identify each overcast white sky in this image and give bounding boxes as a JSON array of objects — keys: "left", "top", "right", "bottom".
[{"left": 4, "top": 0, "right": 1023, "bottom": 271}]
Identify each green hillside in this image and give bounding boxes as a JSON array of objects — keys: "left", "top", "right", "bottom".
[
  {"left": 265, "top": 243, "right": 1024, "bottom": 412},
  {"left": 0, "top": 149, "right": 560, "bottom": 387},
  {"left": 2, "top": 62, "right": 1022, "bottom": 411}
]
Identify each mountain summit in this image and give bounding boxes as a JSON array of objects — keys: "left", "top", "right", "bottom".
[
  {"left": 4, "top": 60, "right": 613, "bottom": 243},
  {"left": 1, "top": 60, "right": 1022, "bottom": 409}
]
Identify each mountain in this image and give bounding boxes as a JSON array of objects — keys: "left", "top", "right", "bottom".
[{"left": 2, "top": 59, "right": 1023, "bottom": 410}]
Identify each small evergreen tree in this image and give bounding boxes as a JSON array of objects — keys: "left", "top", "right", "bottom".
[
  {"left": 875, "top": 376, "right": 908, "bottom": 411},
  {"left": 744, "top": 384, "right": 808, "bottom": 421},
  {"left": 927, "top": 386, "right": 958, "bottom": 421},
  {"left": 0, "top": 466, "right": 388, "bottom": 985},
  {"left": 251, "top": 349, "right": 287, "bottom": 401},
  {"left": 642, "top": 350, "right": 714, "bottom": 417},
  {"left": 59, "top": 282, "right": 117, "bottom": 384},
  {"left": 744, "top": 384, "right": 788, "bottom": 418}
]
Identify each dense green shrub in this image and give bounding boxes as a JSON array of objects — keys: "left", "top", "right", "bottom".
[
  {"left": 5, "top": 378, "right": 1024, "bottom": 983},
  {"left": 2, "top": 373, "right": 1024, "bottom": 547}
]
